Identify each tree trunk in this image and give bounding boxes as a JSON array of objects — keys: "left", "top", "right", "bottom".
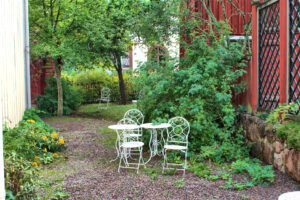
[
  {"left": 54, "top": 57, "right": 63, "bottom": 116},
  {"left": 116, "top": 55, "right": 127, "bottom": 104}
]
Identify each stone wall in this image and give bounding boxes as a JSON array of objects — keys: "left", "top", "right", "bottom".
[{"left": 240, "top": 114, "right": 300, "bottom": 182}]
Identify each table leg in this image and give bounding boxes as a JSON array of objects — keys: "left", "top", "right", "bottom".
[{"left": 110, "top": 137, "right": 120, "bottom": 162}]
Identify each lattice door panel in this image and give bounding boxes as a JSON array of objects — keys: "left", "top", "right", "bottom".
[
  {"left": 290, "top": 0, "right": 300, "bottom": 102},
  {"left": 258, "top": 1, "right": 280, "bottom": 110}
]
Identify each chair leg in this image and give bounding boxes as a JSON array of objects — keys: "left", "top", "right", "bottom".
[
  {"left": 137, "top": 147, "right": 143, "bottom": 174},
  {"left": 162, "top": 148, "right": 167, "bottom": 173},
  {"left": 118, "top": 148, "right": 123, "bottom": 173},
  {"left": 183, "top": 150, "right": 188, "bottom": 176}
]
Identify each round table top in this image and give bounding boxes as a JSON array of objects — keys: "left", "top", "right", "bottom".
[
  {"left": 278, "top": 192, "right": 300, "bottom": 200},
  {"left": 140, "top": 123, "right": 171, "bottom": 129},
  {"left": 108, "top": 124, "right": 140, "bottom": 130}
]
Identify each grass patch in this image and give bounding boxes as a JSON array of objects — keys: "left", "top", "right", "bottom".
[
  {"left": 98, "top": 127, "right": 117, "bottom": 149},
  {"left": 78, "top": 103, "right": 136, "bottom": 121},
  {"left": 37, "top": 157, "right": 70, "bottom": 199}
]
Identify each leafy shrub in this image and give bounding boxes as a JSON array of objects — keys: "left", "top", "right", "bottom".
[
  {"left": 136, "top": 27, "right": 247, "bottom": 158},
  {"left": 4, "top": 109, "right": 66, "bottom": 198},
  {"left": 67, "top": 69, "right": 136, "bottom": 103},
  {"left": 37, "top": 78, "right": 83, "bottom": 115},
  {"left": 4, "top": 115, "right": 65, "bottom": 162},
  {"left": 4, "top": 152, "right": 38, "bottom": 199}
]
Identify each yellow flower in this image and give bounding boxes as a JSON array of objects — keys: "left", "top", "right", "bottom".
[
  {"left": 58, "top": 138, "right": 65, "bottom": 145},
  {"left": 31, "top": 162, "right": 38, "bottom": 167},
  {"left": 42, "top": 136, "right": 48, "bottom": 141},
  {"left": 53, "top": 153, "right": 59, "bottom": 158},
  {"left": 34, "top": 156, "right": 40, "bottom": 161},
  {"left": 27, "top": 119, "right": 35, "bottom": 124},
  {"left": 51, "top": 132, "right": 59, "bottom": 139}
]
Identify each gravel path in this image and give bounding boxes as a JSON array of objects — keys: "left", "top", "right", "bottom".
[{"left": 45, "top": 116, "right": 299, "bottom": 200}]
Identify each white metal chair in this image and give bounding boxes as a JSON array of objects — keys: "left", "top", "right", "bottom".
[
  {"left": 98, "top": 87, "right": 111, "bottom": 109},
  {"left": 163, "top": 117, "right": 190, "bottom": 175},
  {"left": 117, "top": 118, "right": 145, "bottom": 173},
  {"left": 124, "top": 109, "right": 144, "bottom": 140},
  {"left": 124, "top": 109, "right": 144, "bottom": 125}
]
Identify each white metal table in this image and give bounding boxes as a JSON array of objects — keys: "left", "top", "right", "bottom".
[
  {"left": 108, "top": 124, "right": 140, "bottom": 162},
  {"left": 140, "top": 123, "right": 171, "bottom": 164}
]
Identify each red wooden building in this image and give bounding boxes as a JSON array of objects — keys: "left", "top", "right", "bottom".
[{"left": 189, "top": 0, "right": 300, "bottom": 111}]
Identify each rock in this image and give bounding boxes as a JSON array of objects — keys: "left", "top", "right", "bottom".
[
  {"left": 274, "top": 152, "right": 285, "bottom": 172},
  {"left": 274, "top": 141, "right": 284, "bottom": 153},
  {"left": 262, "top": 138, "right": 274, "bottom": 164},
  {"left": 248, "top": 123, "right": 261, "bottom": 141},
  {"left": 285, "top": 149, "right": 300, "bottom": 182},
  {"left": 250, "top": 141, "right": 263, "bottom": 159}
]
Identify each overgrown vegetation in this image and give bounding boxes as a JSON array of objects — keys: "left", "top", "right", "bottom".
[
  {"left": 4, "top": 109, "right": 66, "bottom": 198},
  {"left": 37, "top": 78, "right": 83, "bottom": 115},
  {"left": 134, "top": 1, "right": 274, "bottom": 189},
  {"left": 266, "top": 101, "right": 300, "bottom": 150}
]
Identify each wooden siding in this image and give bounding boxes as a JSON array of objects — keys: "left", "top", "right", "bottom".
[
  {"left": 0, "top": 0, "right": 27, "bottom": 127},
  {"left": 193, "top": 0, "right": 252, "bottom": 35}
]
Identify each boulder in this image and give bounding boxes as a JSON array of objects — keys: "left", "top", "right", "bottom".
[{"left": 285, "top": 149, "right": 300, "bottom": 182}]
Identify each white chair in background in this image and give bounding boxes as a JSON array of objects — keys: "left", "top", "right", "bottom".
[{"left": 98, "top": 87, "right": 111, "bottom": 109}]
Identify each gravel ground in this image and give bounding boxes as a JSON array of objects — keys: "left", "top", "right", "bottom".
[{"left": 45, "top": 116, "right": 300, "bottom": 200}]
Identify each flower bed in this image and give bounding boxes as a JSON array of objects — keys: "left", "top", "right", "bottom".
[{"left": 3, "top": 109, "right": 65, "bottom": 198}]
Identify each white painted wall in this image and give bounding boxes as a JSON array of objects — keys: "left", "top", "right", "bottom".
[
  {"left": 0, "top": 0, "right": 28, "bottom": 128},
  {"left": 131, "top": 35, "right": 180, "bottom": 70},
  {"left": 0, "top": 0, "right": 29, "bottom": 197}
]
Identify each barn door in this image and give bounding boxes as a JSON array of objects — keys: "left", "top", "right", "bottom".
[
  {"left": 289, "top": 0, "right": 300, "bottom": 102},
  {"left": 258, "top": 1, "right": 280, "bottom": 110}
]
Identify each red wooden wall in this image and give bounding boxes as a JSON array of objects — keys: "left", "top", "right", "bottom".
[{"left": 30, "top": 59, "right": 55, "bottom": 104}]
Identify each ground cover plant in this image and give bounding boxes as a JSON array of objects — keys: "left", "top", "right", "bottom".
[
  {"left": 4, "top": 109, "right": 66, "bottom": 198},
  {"left": 266, "top": 101, "right": 300, "bottom": 150}
]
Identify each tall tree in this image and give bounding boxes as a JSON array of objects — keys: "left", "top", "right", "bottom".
[{"left": 30, "top": 0, "right": 101, "bottom": 115}]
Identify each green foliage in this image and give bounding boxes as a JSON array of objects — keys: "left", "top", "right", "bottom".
[
  {"left": 137, "top": 29, "right": 247, "bottom": 157},
  {"left": 67, "top": 69, "right": 136, "bottom": 103},
  {"left": 266, "top": 102, "right": 300, "bottom": 150},
  {"left": 4, "top": 109, "right": 66, "bottom": 198},
  {"left": 231, "top": 159, "right": 275, "bottom": 185},
  {"left": 277, "top": 121, "right": 300, "bottom": 150},
  {"left": 4, "top": 152, "right": 38, "bottom": 199},
  {"left": 37, "top": 78, "right": 82, "bottom": 115}
]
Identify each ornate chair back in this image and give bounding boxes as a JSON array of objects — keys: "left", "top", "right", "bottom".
[
  {"left": 124, "top": 109, "right": 144, "bottom": 125},
  {"left": 167, "top": 117, "right": 190, "bottom": 147}
]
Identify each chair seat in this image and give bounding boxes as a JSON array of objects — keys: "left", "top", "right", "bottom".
[
  {"left": 164, "top": 144, "right": 187, "bottom": 150},
  {"left": 100, "top": 98, "right": 110, "bottom": 102},
  {"left": 121, "top": 142, "right": 144, "bottom": 148},
  {"left": 124, "top": 133, "right": 142, "bottom": 138}
]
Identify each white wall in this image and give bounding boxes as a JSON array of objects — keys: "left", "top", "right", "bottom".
[
  {"left": 131, "top": 35, "right": 180, "bottom": 70},
  {"left": 0, "top": 0, "right": 28, "bottom": 128}
]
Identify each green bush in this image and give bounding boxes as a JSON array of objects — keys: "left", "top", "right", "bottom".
[
  {"left": 4, "top": 152, "right": 38, "bottom": 199},
  {"left": 4, "top": 109, "right": 66, "bottom": 198},
  {"left": 36, "top": 78, "right": 83, "bottom": 115},
  {"left": 136, "top": 26, "right": 247, "bottom": 157},
  {"left": 68, "top": 69, "right": 136, "bottom": 103}
]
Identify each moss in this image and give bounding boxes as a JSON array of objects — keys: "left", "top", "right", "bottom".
[{"left": 276, "top": 121, "right": 300, "bottom": 150}]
